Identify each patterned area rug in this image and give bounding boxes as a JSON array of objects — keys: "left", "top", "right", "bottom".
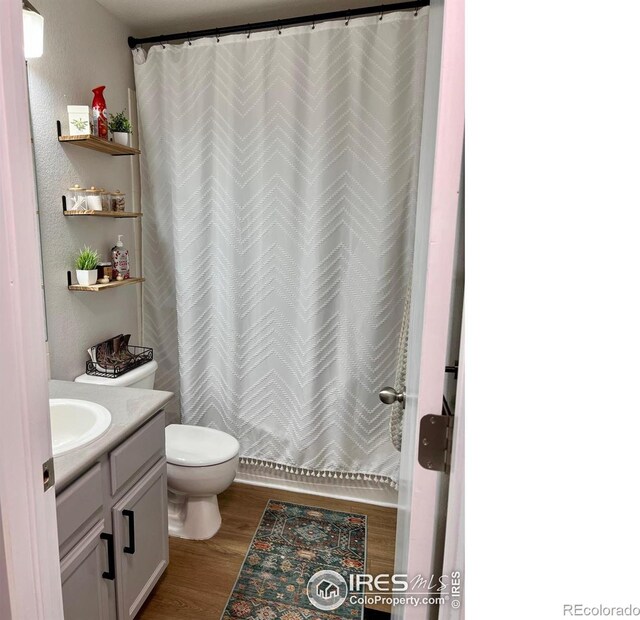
[{"left": 221, "top": 500, "right": 367, "bottom": 620}]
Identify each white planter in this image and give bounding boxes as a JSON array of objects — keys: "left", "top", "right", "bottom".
[
  {"left": 76, "top": 269, "right": 98, "bottom": 286},
  {"left": 112, "top": 132, "right": 130, "bottom": 146}
]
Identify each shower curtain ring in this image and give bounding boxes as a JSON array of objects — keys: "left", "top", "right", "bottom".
[
  {"left": 216, "top": 29, "right": 220, "bottom": 43},
  {"left": 311, "top": 16, "right": 315, "bottom": 29},
  {"left": 246, "top": 28, "right": 251, "bottom": 39},
  {"left": 345, "top": 10, "right": 350, "bottom": 25},
  {"left": 188, "top": 35, "right": 192, "bottom": 46},
  {"left": 414, "top": 2, "right": 420, "bottom": 15},
  {"left": 379, "top": 8, "right": 384, "bottom": 20},
  {"left": 277, "top": 21, "right": 282, "bottom": 35}
]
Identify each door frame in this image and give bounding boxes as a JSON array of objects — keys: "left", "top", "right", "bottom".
[
  {"left": 393, "top": 0, "right": 464, "bottom": 619},
  {"left": 439, "top": 313, "right": 465, "bottom": 620},
  {"left": 0, "top": 0, "right": 64, "bottom": 617}
]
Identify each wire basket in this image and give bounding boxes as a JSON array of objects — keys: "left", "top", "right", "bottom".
[{"left": 86, "top": 345, "right": 153, "bottom": 379}]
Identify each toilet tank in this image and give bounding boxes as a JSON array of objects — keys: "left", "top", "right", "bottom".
[{"left": 75, "top": 360, "right": 158, "bottom": 389}]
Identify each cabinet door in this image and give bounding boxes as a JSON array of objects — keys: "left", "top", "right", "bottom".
[
  {"left": 113, "top": 458, "right": 168, "bottom": 620},
  {"left": 60, "top": 521, "right": 116, "bottom": 620}
]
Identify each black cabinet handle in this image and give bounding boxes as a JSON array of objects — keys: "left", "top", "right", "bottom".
[
  {"left": 100, "top": 533, "right": 115, "bottom": 580},
  {"left": 123, "top": 509, "right": 136, "bottom": 554}
]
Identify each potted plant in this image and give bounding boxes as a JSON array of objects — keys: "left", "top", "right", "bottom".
[
  {"left": 108, "top": 110, "right": 132, "bottom": 146},
  {"left": 74, "top": 246, "right": 100, "bottom": 286}
]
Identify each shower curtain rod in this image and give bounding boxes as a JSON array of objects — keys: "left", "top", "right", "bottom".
[{"left": 127, "top": 1, "right": 429, "bottom": 48}]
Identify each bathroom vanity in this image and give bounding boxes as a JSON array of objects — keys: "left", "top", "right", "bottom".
[{"left": 50, "top": 380, "right": 173, "bottom": 620}]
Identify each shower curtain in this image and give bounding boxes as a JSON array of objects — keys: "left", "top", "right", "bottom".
[{"left": 133, "top": 10, "right": 428, "bottom": 486}]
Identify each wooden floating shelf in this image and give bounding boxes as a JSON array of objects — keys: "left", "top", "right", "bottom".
[
  {"left": 64, "top": 210, "right": 142, "bottom": 219},
  {"left": 61, "top": 195, "right": 141, "bottom": 218},
  {"left": 67, "top": 273, "right": 144, "bottom": 292},
  {"left": 57, "top": 121, "right": 140, "bottom": 156},
  {"left": 58, "top": 134, "right": 141, "bottom": 156}
]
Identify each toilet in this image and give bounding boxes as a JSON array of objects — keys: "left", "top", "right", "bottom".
[
  {"left": 165, "top": 424, "right": 239, "bottom": 540},
  {"left": 75, "top": 359, "right": 240, "bottom": 540}
]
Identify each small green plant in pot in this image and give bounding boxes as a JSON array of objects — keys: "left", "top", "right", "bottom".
[
  {"left": 108, "top": 110, "right": 132, "bottom": 146},
  {"left": 74, "top": 246, "right": 101, "bottom": 286}
]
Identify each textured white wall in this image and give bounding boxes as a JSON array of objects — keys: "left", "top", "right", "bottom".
[{"left": 28, "top": 0, "right": 141, "bottom": 380}]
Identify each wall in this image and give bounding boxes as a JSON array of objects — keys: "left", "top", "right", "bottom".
[{"left": 28, "top": 0, "right": 141, "bottom": 380}]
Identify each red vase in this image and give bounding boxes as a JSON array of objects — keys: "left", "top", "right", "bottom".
[{"left": 91, "top": 85, "right": 108, "bottom": 140}]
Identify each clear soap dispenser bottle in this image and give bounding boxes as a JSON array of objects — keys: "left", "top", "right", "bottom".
[{"left": 111, "top": 235, "right": 130, "bottom": 279}]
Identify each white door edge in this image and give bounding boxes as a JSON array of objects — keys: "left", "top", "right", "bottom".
[
  {"left": 393, "top": 0, "right": 464, "bottom": 618},
  {"left": 0, "top": 1, "right": 64, "bottom": 617}
]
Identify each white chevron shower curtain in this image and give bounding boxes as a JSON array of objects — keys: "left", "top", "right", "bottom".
[{"left": 133, "top": 10, "right": 428, "bottom": 486}]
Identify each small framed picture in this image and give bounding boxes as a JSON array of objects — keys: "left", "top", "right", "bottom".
[{"left": 67, "top": 105, "right": 90, "bottom": 136}]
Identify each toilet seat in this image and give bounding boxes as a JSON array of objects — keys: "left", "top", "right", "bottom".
[{"left": 165, "top": 424, "right": 239, "bottom": 467}]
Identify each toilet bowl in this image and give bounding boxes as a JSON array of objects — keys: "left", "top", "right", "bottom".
[
  {"left": 165, "top": 424, "right": 239, "bottom": 540},
  {"left": 75, "top": 361, "right": 239, "bottom": 540}
]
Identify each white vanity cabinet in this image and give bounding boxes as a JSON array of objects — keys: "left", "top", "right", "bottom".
[
  {"left": 56, "top": 411, "right": 168, "bottom": 620},
  {"left": 113, "top": 459, "right": 168, "bottom": 620},
  {"left": 60, "top": 522, "right": 114, "bottom": 620}
]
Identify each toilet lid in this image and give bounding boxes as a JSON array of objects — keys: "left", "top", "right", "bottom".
[{"left": 165, "top": 424, "right": 240, "bottom": 466}]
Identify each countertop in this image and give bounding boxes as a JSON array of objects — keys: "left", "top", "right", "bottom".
[{"left": 50, "top": 380, "right": 173, "bottom": 493}]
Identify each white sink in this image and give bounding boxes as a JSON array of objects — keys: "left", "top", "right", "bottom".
[{"left": 49, "top": 399, "right": 112, "bottom": 456}]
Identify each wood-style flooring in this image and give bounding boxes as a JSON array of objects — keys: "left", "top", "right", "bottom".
[{"left": 137, "top": 482, "right": 397, "bottom": 619}]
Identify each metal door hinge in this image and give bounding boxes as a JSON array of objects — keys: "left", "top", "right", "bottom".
[
  {"left": 42, "top": 457, "right": 55, "bottom": 492},
  {"left": 418, "top": 414, "right": 454, "bottom": 473}
]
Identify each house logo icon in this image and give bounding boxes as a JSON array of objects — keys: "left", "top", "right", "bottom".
[
  {"left": 307, "top": 570, "right": 348, "bottom": 610},
  {"left": 318, "top": 580, "right": 340, "bottom": 599}
]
